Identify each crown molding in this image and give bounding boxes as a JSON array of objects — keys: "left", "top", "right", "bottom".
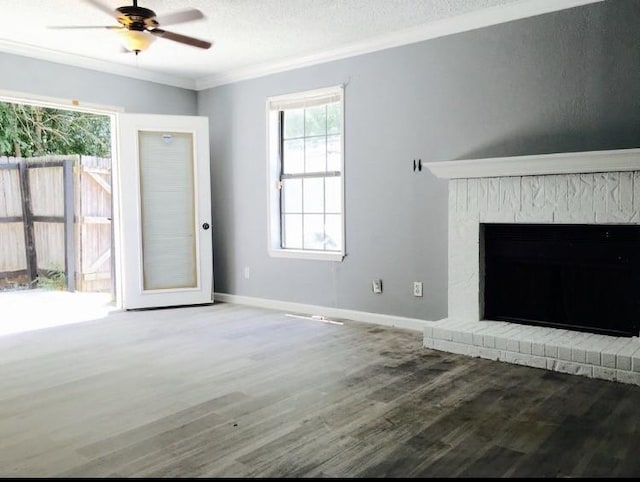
[
  {"left": 0, "top": 0, "right": 603, "bottom": 92},
  {"left": 0, "top": 38, "right": 196, "bottom": 90},
  {"left": 194, "top": 0, "right": 603, "bottom": 90},
  {"left": 425, "top": 148, "right": 640, "bottom": 180}
]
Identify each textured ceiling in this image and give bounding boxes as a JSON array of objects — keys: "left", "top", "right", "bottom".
[{"left": 0, "top": 0, "right": 600, "bottom": 89}]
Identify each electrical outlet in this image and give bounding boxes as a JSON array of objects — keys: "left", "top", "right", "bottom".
[
  {"left": 372, "top": 279, "right": 382, "bottom": 294},
  {"left": 413, "top": 281, "right": 423, "bottom": 297},
  {"left": 244, "top": 266, "right": 250, "bottom": 279}
]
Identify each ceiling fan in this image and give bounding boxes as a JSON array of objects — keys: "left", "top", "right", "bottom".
[{"left": 49, "top": 0, "right": 212, "bottom": 55}]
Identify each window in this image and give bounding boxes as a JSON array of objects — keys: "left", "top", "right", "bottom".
[{"left": 267, "top": 86, "right": 344, "bottom": 261}]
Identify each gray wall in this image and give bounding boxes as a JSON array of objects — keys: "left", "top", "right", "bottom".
[
  {"left": 0, "top": 52, "right": 197, "bottom": 114},
  {"left": 199, "top": 0, "right": 640, "bottom": 322}
]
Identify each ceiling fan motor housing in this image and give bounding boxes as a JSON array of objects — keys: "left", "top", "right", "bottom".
[{"left": 116, "top": 6, "right": 158, "bottom": 30}]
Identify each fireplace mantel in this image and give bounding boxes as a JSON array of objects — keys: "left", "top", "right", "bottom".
[{"left": 425, "top": 148, "right": 640, "bottom": 179}]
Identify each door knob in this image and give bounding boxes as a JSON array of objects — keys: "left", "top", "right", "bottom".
[{"left": 202, "top": 223, "right": 210, "bottom": 230}]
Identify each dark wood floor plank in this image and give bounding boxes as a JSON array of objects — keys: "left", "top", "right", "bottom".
[{"left": 1, "top": 302, "right": 640, "bottom": 477}]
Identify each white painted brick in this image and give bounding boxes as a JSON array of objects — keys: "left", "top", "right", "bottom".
[
  {"left": 543, "top": 175, "right": 558, "bottom": 210},
  {"left": 593, "top": 366, "right": 617, "bottom": 382},
  {"left": 487, "top": 178, "right": 500, "bottom": 211},
  {"left": 531, "top": 176, "right": 545, "bottom": 209},
  {"left": 631, "top": 346, "right": 640, "bottom": 373},
  {"left": 477, "top": 346, "right": 501, "bottom": 361},
  {"left": 500, "top": 177, "right": 520, "bottom": 212},
  {"left": 531, "top": 329, "right": 564, "bottom": 357},
  {"left": 544, "top": 343, "right": 559, "bottom": 359},
  {"left": 615, "top": 370, "right": 640, "bottom": 386},
  {"left": 580, "top": 173, "right": 595, "bottom": 212},
  {"left": 557, "top": 345, "right": 572, "bottom": 361},
  {"left": 477, "top": 178, "right": 489, "bottom": 213},
  {"left": 614, "top": 339, "right": 640, "bottom": 371},
  {"left": 633, "top": 171, "right": 640, "bottom": 212},
  {"left": 594, "top": 173, "right": 607, "bottom": 214},
  {"left": 567, "top": 174, "right": 581, "bottom": 212},
  {"left": 532, "top": 341, "right": 547, "bottom": 357},
  {"left": 480, "top": 211, "right": 516, "bottom": 223},
  {"left": 502, "top": 351, "right": 548, "bottom": 369},
  {"left": 506, "top": 337, "right": 520, "bottom": 353},
  {"left": 494, "top": 328, "right": 516, "bottom": 350},
  {"left": 483, "top": 334, "right": 496, "bottom": 349},
  {"left": 433, "top": 339, "right": 467, "bottom": 355},
  {"left": 571, "top": 345, "right": 588, "bottom": 364},
  {"left": 601, "top": 350, "right": 618, "bottom": 369},
  {"left": 515, "top": 211, "right": 554, "bottom": 223},
  {"left": 586, "top": 349, "right": 601, "bottom": 366},
  {"left": 452, "top": 329, "right": 474, "bottom": 345},
  {"left": 585, "top": 337, "right": 620, "bottom": 366},
  {"left": 595, "top": 210, "right": 640, "bottom": 223},
  {"left": 605, "top": 172, "right": 620, "bottom": 212},
  {"left": 423, "top": 324, "right": 434, "bottom": 338},
  {"left": 470, "top": 322, "right": 498, "bottom": 346},
  {"left": 456, "top": 179, "right": 468, "bottom": 212},
  {"left": 569, "top": 333, "right": 595, "bottom": 364},
  {"left": 472, "top": 332, "right": 484, "bottom": 346},
  {"left": 553, "top": 174, "right": 568, "bottom": 211},
  {"left": 449, "top": 180, "right": 457, "bottom": 211},
  {"left": 620, "top": 171, "right": 633, "bottom": 213},
  {"left": 547, "top": 359, "right": 593, "bottom": 377},
  {"left": 432, "top": 327, "right": 453, "bottom": 341},
  {"left": 519, "top": 339, "right": 532, "bottom": 355},
  {"left": 553, "top": 210, "right": 596, "bottom": 224},
  {"left": 467, "top": 178, "right": 479, "bottom": 214}
]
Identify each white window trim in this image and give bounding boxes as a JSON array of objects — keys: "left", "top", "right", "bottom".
[{"left": 266, "top": 85, "right": 345, "bottom": 262}]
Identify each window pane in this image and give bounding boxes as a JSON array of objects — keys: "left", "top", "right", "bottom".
[
  {"left": 305, "top": 137, "right": 326, "bottom": 173},
  {"left": 282, "top": 178, "right": 302, "bottom": 213},
  {"left": 284, "top": 109, "right": 304, "bottom": 139},
  {"left": 305, "top": 105, "right": 327, "bottom": 137},
  {"left": 327, "top": 135, "right": 341, "bottom": 172},
  {"left": 303, "top": 178, "right": 324, "bottom": 214},
  {"left": 283, "top": 214, "right": 303, "bottom": 249},
  {"left": 325, "top": 214, "right": 342, "bottom": 251},
  {"left": 283, "top": 139, "right": 304, "bottom": 174},
  {"left": 303, "top": 214, "right": 324, "bottom": 250},
  {"left": 325, "top": 177, "right": 341, "bottom": 214},
  {"left": 327, "top": 102, "right": 341, "bottom": 135}
]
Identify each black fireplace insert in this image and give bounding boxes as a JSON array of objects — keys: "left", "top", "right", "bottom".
[{"left": 482, "top": 223, "right": 640, "bottom": 337}]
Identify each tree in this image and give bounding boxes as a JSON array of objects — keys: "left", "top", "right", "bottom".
[{"left": 0, "top": 101, "right": 110, "bottom": 158}]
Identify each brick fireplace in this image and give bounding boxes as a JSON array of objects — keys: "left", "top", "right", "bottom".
[{"left": 425, "top": 148, "right": 640, "bottom": 385}]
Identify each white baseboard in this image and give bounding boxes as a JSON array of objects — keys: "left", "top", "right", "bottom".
[{"left": 213, "top": 292, "right": 432, "bottom": 332}]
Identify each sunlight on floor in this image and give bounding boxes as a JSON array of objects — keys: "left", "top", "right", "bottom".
[{"left": 0, "top": 289, "right": 116, "bottom": 336}]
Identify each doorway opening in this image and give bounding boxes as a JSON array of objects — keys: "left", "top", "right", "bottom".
[{"left": 0, "top": 92, "right": 120, "bottom": 334}]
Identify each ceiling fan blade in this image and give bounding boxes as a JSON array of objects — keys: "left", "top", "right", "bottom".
[
  {"left": 159, "top": 9, "right": 205, "bottom": 27},
  {"left": 83, "top": 0, "right": 115, "bottom": 18},
  {"left": 150, "top": 28, "right": 212, "bottom": 49},
  {"left": 48, "top": 25, "right": 122, "bottom": 30}
]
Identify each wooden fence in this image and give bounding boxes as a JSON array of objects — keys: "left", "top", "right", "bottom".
[{"left": 0, "top": 155, "right": 112, "bottom": 292}]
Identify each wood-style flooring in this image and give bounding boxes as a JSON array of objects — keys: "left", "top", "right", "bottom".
[{"left": 0, "top": 302, "right": 639, "bottom": 477}]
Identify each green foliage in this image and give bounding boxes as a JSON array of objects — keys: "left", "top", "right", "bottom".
[
  {"left": 0, "top": 101, "right": 110, "bottom": 158},
  {"left": 36, "top": 266, "right": 67, "bottom": 291}
]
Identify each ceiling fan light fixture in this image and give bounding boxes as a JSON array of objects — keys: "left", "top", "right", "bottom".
[{"left": 117, "top": 28, "right": 156, "bottom": 53}]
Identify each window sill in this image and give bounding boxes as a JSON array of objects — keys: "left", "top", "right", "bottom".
[{"left": 268, "top": 248, "right": 345, "bottom": 262}]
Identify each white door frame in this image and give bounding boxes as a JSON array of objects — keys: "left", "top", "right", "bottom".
[{"left": 0, "top": 89, "right": 125, "bottom": 307}]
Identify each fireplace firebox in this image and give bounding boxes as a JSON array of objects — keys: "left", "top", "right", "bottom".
[{"left": 483, "top": 223, "right": 640, "bottom": 337}]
